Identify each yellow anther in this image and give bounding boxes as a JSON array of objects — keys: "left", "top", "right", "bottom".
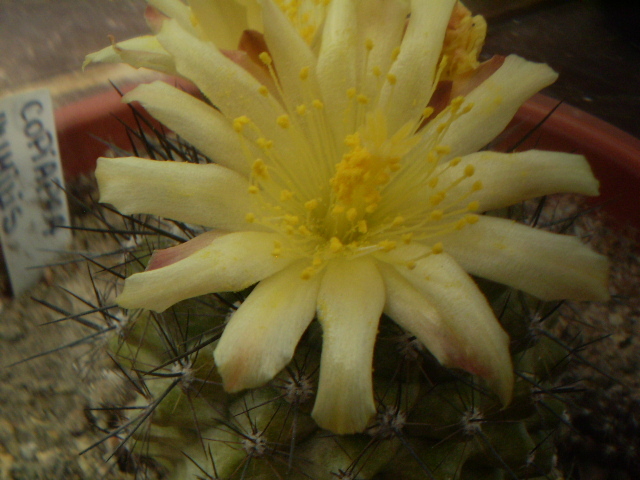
[
  {"left": 280, "top": 189, "right": 293, "bottom": 201},
  {"left": 436, "top": 145, "right": 451, "bottom": 155},
  {"left": 312, "top": 256, "right": 323, "bottom": 267},
  {"left": 455, "top": 218, "right": 467, "bottom": 230},
  {"left": 299, "top": 66, "right": 310, "bottom": 80},
  {"left": 252, "top": 158, "right": 269, "bottom": 179},
  {"left": 277, "top": 114, "right": 291, "bottom": 129},
  {"left": 344, "top": 134, "right": 359, "bottom": 147},
  {"left": 312, "top": 99, "right": 324, "bottom": 109},
  {"left": 258, "top": 85, "right": 269, "bottom": 96},
  {"left": 259, "top": 52, "right": 272, "bottom": 65},
  {"left": 392, "top": 46, "right": 401, "bottom": 61},
  {"left": 406, "top": 261, "right": 416, "bottom": 270},
  {"left": 365, "top": 203, "right": 378, "bottom": 213},
  {"left": 284, "top": 214, "right": 299, "bottom": 225},
  {"left": 386, "top": 73, "right": 397, "bottom": 85},
  {"left": 329, "top": 236, "right": 344, "bottom": 253},
  {"left": 245, "top": 213, "right": 256, "bottom": 223},
  {"left": 346, "top": 208, "right": 358, "bottom": 222},
  {"left": 428, "top": 177, "right": 439, "bottom": 188},
  {"left": 301, "top": 266, "right": 316, "bottom": 280},
  {"left": 465, "top": 214, "right": 479, "bottom": 224},
  {"left": 189, "top": 12, "right": 199, "bottom": 27},
  {"left": 298, "top": 225, "right": 312, "bottom": 236},
  {"left": 467, "top": 201, "right": 480, "bottom": 211},
  {"left": 347, "top": 88, "right": 357, "bottom": 99},
  {"left": 372, "top": 65, "right": 381, "bottom": 77},
  {"left": 422, "top": 106, "right": 435, "bottom": 118},
  {"left": 296, "top": 104, "right": 307, "bottom": 115},
  {"left": 391, "top": 216, "right": 405, "bottom": 227},
  {"left": 272, "top": 240, "right": 282, "bottom": 257},
  {"left": 233, "top": 116, "right": 250, "bottom": 133},
  {"left": 432, "top": 242, "right": 444, "bottom": 254},
  {"left": 357, "top": 220, "right": 368, "bottom": 233},
  {"left": 365, "top": 38, "right": 374, "bottom": 51},
  {"left": 378, "top": 240, "right": 397, "bottom": 252},
  {"left": 248, "top": 185, "right": 259, "bottom": 194},
  {"left": 257, "top": 138, "right": 273, "bottom": 149},
  {"left": 427, "top": 152, "right": 438, "bottom": 163},
  {"left": 402, "top": 233, "right": 413, "bottom": 244},
  {"left": 305, "top": 199, "right": 319, "bottom": 211},
  {"left": 463, "top": 102, "right": 474, "bottom": 113},
  {"left": 430, "top": 210, "right": 444, "bottom": 221},
  {"left": 464, "top": 164, "right": 475, "bottom": 177},
  {"left": 429, "top": 191, "right": 446, "bottom": 206},
  {"left": 450, "top": 156, "right": 462, "bottom": 166},
  {"left": 357, "top": 94, "right": 369, "bottom": 104},
  {"left": 472, "top": 180, "right": 483, "bottom": 191},
  {"left": 332, "top": 204, "right": 345, "bottom": 214},
  {"left": 285, "top": 225, "right": 295, "bottom": 234},
  {"left": 451, "top": 96, "right": 465, "bottom": 110}
]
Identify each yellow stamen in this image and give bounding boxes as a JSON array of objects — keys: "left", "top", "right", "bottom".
[
  {"left": 259, "top": 52, "right": 272, "bottom": 65},
  {"left": 378, "top": 240, "right": 397, "bottom": 252},
  {"left": 252, "top": 158, "right": 269, "bottom": 179},
  {"left": 464, "top": 164, "right": 475, "bottom": 177},
  {"left": 305, "top": 199, "right": 319, "bottom": 211},
  {"left": 233, "top": 116, "right": 250, "bottom": 133},
  {"left": 329, "top": 237, "right": 344, "bottom": 253},
  {"left": 277, "top": 114, "right": 291, "bottom": 129}
]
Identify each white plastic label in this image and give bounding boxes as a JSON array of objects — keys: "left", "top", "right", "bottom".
[{"left": 0, "top": 89, "right": 71, "bottom": 296}]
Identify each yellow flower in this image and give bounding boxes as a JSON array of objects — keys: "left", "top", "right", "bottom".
[{"left": 91, "top": 0, "right": 609, "bottom": 434}]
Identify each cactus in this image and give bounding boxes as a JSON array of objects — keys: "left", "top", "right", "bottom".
[
  {"left": 67, "top": 1, "right": 612, "bottom": 478},
  {"left": 56, "top": 106, "right": 590, "bottom": 480}
]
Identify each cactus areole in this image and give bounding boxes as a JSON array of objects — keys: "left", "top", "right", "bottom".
[{"left": 88, "top": 0, "right": 609, "bottom": 434}]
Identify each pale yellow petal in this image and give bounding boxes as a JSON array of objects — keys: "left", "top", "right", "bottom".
[
  {"left": 316, "top": 0, "right": 358, "bottom": 140},
  {"left": 148, "top": 0, "right": 197, "bottom": 36},
  {"left": 391, "top": 251, "right": 513, "bottom": 405},
  {"left": 96, "top": 157, "right": 257, "bottom": 230},
  {"left": 116, "top": 231, "right": 296, "bottom": 312},
  {"left": 355, "top": 0, "right": 409, "bottom": 103},
  {"left": 214, "top": 261, "right": 321, "bottom": 392},
  {"left": 83, "top": 35, "right": 176, "bottom": 74},
  {"left": 312, "top": 257, "right": 384, "bottom": 434},
  {"left": 380, "top": 261, "right": 510, "bottom": 384},
  {"left": 438, "top": 55, "right": 558, "bottom": 157},
  {"left": 261, "top": 0, "right": 321, "bottom": 111},
  {"left": 378, "top": 0, "right": 457, "bottom": 133},
  {"left": 123, "top": 82, "right": 252, "bottom": 176},
  {"left": 189, "top": 0, "right": 249, "bottom": 49},
  {"left": 436, "top": 150, "right": 600, "bottom": 212},
  {"left": 155, "top": 20, "right": 296, "bottom": 164},
  {"left": 439, "top": 216, "right": 610, "bottom": 301}
]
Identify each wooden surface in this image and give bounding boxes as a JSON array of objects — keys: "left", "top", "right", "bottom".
[{"left": 1, "top": 0, "right": 639, "bottom": 138}]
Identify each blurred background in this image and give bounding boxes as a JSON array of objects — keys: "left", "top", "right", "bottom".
[{"left": 1, "top": 0, "right": 639, "bottom": 138}]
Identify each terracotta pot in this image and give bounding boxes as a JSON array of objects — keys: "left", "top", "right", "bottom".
[{"left": 55, "top": 89, "right": 640, "bottom": 227}]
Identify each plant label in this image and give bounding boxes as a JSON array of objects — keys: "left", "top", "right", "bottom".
[{"left": 0, "top": 89, "right": 71, "bottom": 296}]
